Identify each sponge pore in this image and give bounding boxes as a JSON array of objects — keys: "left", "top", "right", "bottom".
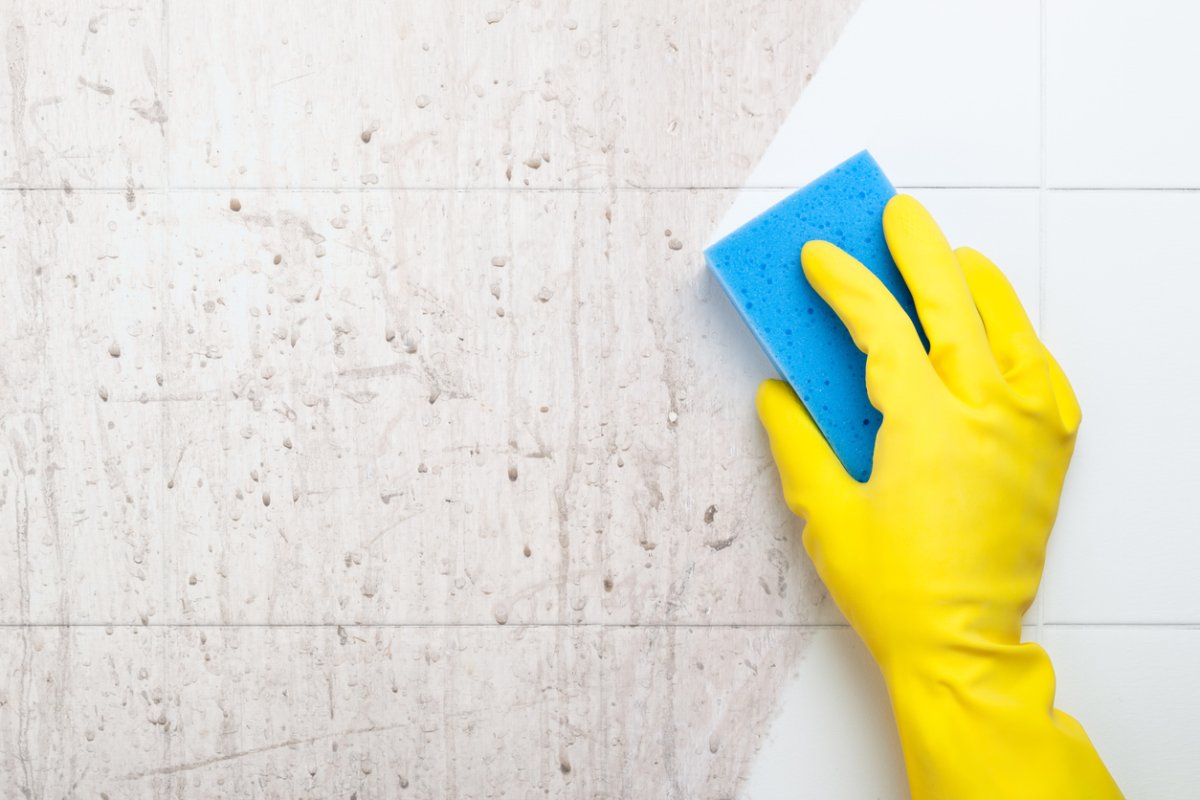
[{"left": 704, "top": 151, "right": 924, "bottom": 482}]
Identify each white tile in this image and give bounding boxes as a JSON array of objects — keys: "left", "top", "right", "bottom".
[
  {"left": 164, "top": 0, "right": 859, "bottom": 190},
  {"left": 1042, "top": 626, "right": 1200, "bottom": 798},
  {"left": 155, "top": 190, "right": 606, "bottom": 625},
  {"left": 0, "top": 626, "right": 604, "bottom": 797},
  {"left": 1047, "top": 0, "right": 1200, "bottom": 188},
  {"left": 745, "top": 625, "right": 1041, "bottom": 798},
  {"left": 0, "top": 1, "right": 167, "bottom": 189},
  {"left": 741, "top": 0, "right": 1041, "bottom": 191},
  {"left": 608, "top": 0, "right": 858, "bottom": 189},
  {"left": 904, "top": 189, "right": 1041, "bottom": 323},
  {"left": 1041, "top": 192, "right": 1200, "bottom": 622},
  {"left": 166, "top": 0, "right": 610, "bottom": 189},
  {"left": 743, "top": 627, "right": 910, "bottom": 799},
  {"left": 0, "top": 190, "right": 169, "bottom": 625},
  {"left": 602, "top": 191, "right": 843, "bottom": 626},
  {"left": 604, "top": 626, "right": 835, "bottom": 798}
]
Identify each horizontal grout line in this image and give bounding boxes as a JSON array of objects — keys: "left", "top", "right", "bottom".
[
  {"left": 5, "top": 185, "right": 1200, "bottom": 194},
  {"left": 1, "top": 622, "right": 1197, "bottom": 630},
  {"left": 0, "top": 621, "right": 853, "bottom": 630},
  {"left": 1040, "top": 622, "right": 1200, "bottom": 629}
]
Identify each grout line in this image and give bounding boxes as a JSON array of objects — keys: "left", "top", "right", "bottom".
[
  {"left": 0, "top": 621, "right": 1197, "bottom": 630},
  {"left": 0, "top": 622, "right": 854, "bottom": 630},
  {"left": 1036, "top": 0, "right": 1049, "bottom": 644},
  {"left": 6, "top": 185, "right": 1200, "bottom": 194}
]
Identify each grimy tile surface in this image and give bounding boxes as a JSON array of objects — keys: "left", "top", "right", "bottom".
[{"left": 0, "top": 0, "right": 861, "bottom": 795}]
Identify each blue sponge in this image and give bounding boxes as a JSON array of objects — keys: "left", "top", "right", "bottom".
[{"left": 705, "top": 151, "right": 924, "bottom": 481}]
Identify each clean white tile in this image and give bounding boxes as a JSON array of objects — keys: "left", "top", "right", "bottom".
[
  {"left": 905, "top": 189, "right": 1041, "bottom": 323},
  {"left": 1043, "top": 626, "right": 1200, "bottom": 798},
  {"left": 742, "top": 0, "right": 1041, "bottom": 191},
  {"left": 743, "top": 627, "right": 910, "bottom": 799},
  {"left": 746, "top": 625, "right": 1043, "bottom": 798},
  {"left": 1047, "top": 0, "right": 1200, "bottom": 187},
  {"left": 1041, "top": 191, "right": 1200, "bottom": 622}
]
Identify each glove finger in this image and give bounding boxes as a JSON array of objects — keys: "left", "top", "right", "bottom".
[
  {"left": 756, "top": 379, "right": 856, "bottom": 517},
  {"left": 883, "top": 195, "right": 1001, "bottom": 404},
  {"left": 956, "top": 246, "right": 1053, "bottom": 400},
  {"left": 1043, "top": 347, "right": 1083, "bottom": 435},
  {"left": 801, "top": 240, "right": 935, "bottom": 416}
]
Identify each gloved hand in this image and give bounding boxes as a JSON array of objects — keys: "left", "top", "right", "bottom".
[{"left": 757, "top": 195, "right": 1123, "bottom": 799}]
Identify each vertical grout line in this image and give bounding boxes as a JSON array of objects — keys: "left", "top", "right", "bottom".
[
  {"left": 159, "top": 0, "right": 174, "bottom": 786},
  {"left": 1036, "top": 0, "right": 1048, "bottom": 640}
]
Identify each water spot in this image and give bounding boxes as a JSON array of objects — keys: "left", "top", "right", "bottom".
[
  {"left": 559, "top": 750, "right": 572, "bottom": 774},
  {"left": 493, "top": 602, "right": 509, "bottom": 625},
  {"left": 360, "top": 130, "right": 372, "bottom": 143},
  {"left": 668, "top": 238, "right": 682, "bottom": 251},
  {"left": 108, "top": 341, "right": 121, "bottom": 358},
  {"left": 524, "top": 157, "right": 542, "bottom": 169},
  {"left": 507, "top": 465, "right": 518, "bottom": 481},
  {"left": 535, "top": 286, "right": 553, "bottom": 303},
  {"left": 523, "top": 544, "right": 531, "bottom": 558},
  {"left": 484, "top": 9, "right": 504, "bottom": 23},
  {"left": 664, "top": 229, "right": 672, "bottom": 237},
  {"left": 667, "top": 410, "right": 678, "bottom": 424},
  {"left": 491, "top": 255, "right": 507, "bottom": 267},
  {"left": 229, "top": 198, "right": 241, "bottom": 212},
  {"left": 603, "top": 576, "right": 613, "bottom": 592},
  {"left": 98, "top": 385, "right": 109, "bottom": 401},
  {"left": 704, "top": 504, "right": 717, "bottom": 524},
  {"left": 262, "top": 491, "right": 271, "bottom": 506},
  {"left": 415, "top": 94, "right": 431, "bottom": 109}
]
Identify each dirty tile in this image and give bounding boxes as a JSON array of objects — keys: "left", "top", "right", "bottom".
[
  {"left": 0, "top": 626, "right": 165, "bottom": 796},
  {"left": 1041, "top": 191, "right": 1200, "bottom": 622},
  {"left": 158, "top": 626, "right": 603, "bottom": 798},
  {"left": 166, "top": 0, "right": 610, "bottom": 189},
  {"left": 0, "top": 189, "right": 167, "bottom": 624},
  {"left": 601, "top": 189, "right": 863, "bottom": 625},
  {"left": 165, "top": 0, "right": 860, "bottom": 191},
  {"left": 0, "top": 1, "right": 167, "bottom": 189},
  {"left": 1047, "top": 0, "right": 1200, "bottom": 187},
  {"left": 0, "top": 625, "right": 603, "bottom": 799},
  {"left": 741, "top": 0, "right": 1041, "bottom": 189},
  {"left": 603, "top": 625, "right": 819, "bottom": 798},
  {"left": 1042, "top": 626, "right": 1200, "bottom": 797},
  {"left": 158, "top": 190, "right": 608, "bottom": 624},
  {"left": 607, "top": 0, "right": 859, "bottom": 188}
]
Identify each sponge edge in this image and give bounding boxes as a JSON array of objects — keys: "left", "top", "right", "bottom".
[{"left": 704, "top": 151, "right": 924, "bottom": 481}]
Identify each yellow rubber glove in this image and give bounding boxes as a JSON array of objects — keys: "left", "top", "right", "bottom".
[{"left": 757, "top": 195, "right": 1123, "bottom": 799}]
